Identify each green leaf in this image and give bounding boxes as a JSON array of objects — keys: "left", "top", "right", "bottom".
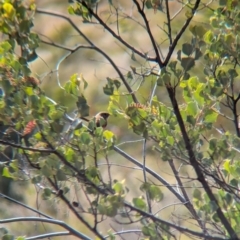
[
  {"left": 19, "top": 20, "right": 32, "bottom": 33},
  {"left": 190, "top": 25, "right": 206, "bottom": 38},
  {"left": 145, "top": 0, "right": 152, "bottom": 8},
  {"left": 204, "top": 109, "right": 218, "bottom": 123},
  {"left": 181, "top": 57, "right": 195, "bottom": 71},
  {"left": 230, "top": 178, "right": 238, "bottom": 187},
  {"left": 79, "top": 132, "right": 91, "bottom": 145},
  {"left": 24, "top": 86, "right": 34, "bottom": 96},
  {"left": 169, "top": 61, "right": 177, "bottom": 71},
  {"left": 209, "top": 138, "right": 217, "bottom": 151},
  {"left": 188, "top": 76, "right": 199, "bottom": 90},
  {"left": 148, "top": 185, "right": 163, "bottom": 201},
  {"left": 2, "top": 234, "right": 14, "bottom": 240},
  {"left": 133, "top": 197, "right": 146, "bottom": 210},
  {"left": 41, "top": 165, "right": 53, "bottom": 177},
  {"left": 68, "top": 5, "right": 75, "bottom": 14},
  {"left": 31, "top": 175, "right": 42, "bottom": 184},
  {"left": 228, "top": 69, "right": 238, "bottom": 79},
  {"left": 63, "top": 186, "right": 70, "bottom": 194},
  {"left": 113, "top": 181, "right": 124, "bottom": 194},
  {"left": 43, "top": 188, "right": 52, "bottom": 197},
  {"left": 204, "top": 30, "right": 215, "bottom": 44},
  {"left": 225, "top": 34, "right": 235, "bottom": 45},
  {"left": 209, "top": 201, "right": 218, "bottom": 212},
  {"left": 193, "top": 189, "right": 202, "bottom": 200},
  {"left": 219, "top": 0, "right": 227, "bottom": 5},
  {"left": 127, "top": 71, "right": 133, "bottom": 79},
  {"left": 56, "top": 169, "right": 67, "bottom": 181},
  {"left": 113, "top": 80, "right": 121, "bottom": 89},
  {"left": 0, "top": 41, "right": 12, "bottom": 52},
  {"left": 0, "top": 227, "right": 8, "bottom": 235},
  {"left": 223, "top": 159, "right": 231, "bottom": 173},
  {"left": 157, "top": 73, "right": 171, "bottom": 86},
  {"left": 182, "top": 43, "right": 193, "bottom": 56},
  {"left": 186, "top": 115, "right": 196, "bottom": 125},
  {"left": 177, "top": 50, "right": 181, "bottom": 61},
  {"left": 103, "top": 84, "right": 114, "bottom": 95},
  {"left": 2, "top": 167, "right": 12, "bottom": 178},
  {"left": 185, "top": 10, "right": 193, "bottom": 18},
  {"left": 187, "top": 101, "right": 198, "bottom": 116},
  {"left": 193, "top": 83, "right": 205, "bottom": 107},
  {"left": 224, "top": 193, "right": 233, "bottom": 205},
  {"left": 76, "top": 95, "right": 89, "bottom": 117},
  {"left": 167, "top": 136, "right": 174, "bottom": 146},
  {"left": 16, "top": 237, "right": 26, "bottom": 240},
  {"left": 195, "top": 48, "right": 202, "bottom": 60},
  {"left": 210, "top": 17, "right": 219, "bottom": 28},
  {"left": 81, "top": 75, "right": 88, "bottom": 90},
  {"left": 42, "top": 188, "right": 52, "bottom": 200},
  {"left": 131, "top": 51, "right": 136, "bottom": 61}
]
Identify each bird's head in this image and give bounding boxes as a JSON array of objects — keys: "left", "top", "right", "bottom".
[
  {"left": 98, "top": 112, "right": 110, "bottom": 119},
  {"left": 94, "top": 112, "right": 110, "bottom": 128}
]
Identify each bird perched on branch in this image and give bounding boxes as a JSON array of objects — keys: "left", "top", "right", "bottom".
[
  {"left": 81, "top": 112, "right": 110, "bottom": 129},
  {"left": 62, "top": 111, "right": 110, "bottom": 144}
]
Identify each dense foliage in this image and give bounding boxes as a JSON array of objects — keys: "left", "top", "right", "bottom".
[{"left": 0, "top": 0, "right": 240, "bottom": 239}]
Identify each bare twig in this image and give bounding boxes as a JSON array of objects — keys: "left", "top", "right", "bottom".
[
  {"left": 36, "top": 9, "right": 138, "bottom": 103},
  {"left": 132, "top": 0, "right": 163, "bottom": 66}
]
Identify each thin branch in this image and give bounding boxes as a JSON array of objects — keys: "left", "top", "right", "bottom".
[
  {"left": 0, "top": 140, "right": 54, "bottom": 153},
  {"left": 165, "top": 0, "right": 172, "bottom": 45},
  {"left": 104, "top": 229, "right": 142, "bottom": 239},
  {"left": 164, "top": 0, "right": 201, "bottom": 65},
  {"left": 0, "top": 193, "right": 52, "bottom": 219},
  {"left": 40, "top": 39, "right": 138, "bottom": 103},
  {"left": 47, "top": 178, "right": 105, "bottom": 240},
  {"left": 79, "top": 1, "right": 156, "bottom": 62},
  {"left": 166, "top": 83, "right": 237, "bottom": 237},
  {"left": 36, "top": 9, "right": 138, "bottom": 103},
  {"left": 26, "top": 232, "right": 70, "bottom": 240},
  {"left": 142, "top": 138, "right": 151, "bottom": 212},
  {"left": 0, "top": 217, "right": 91, "bottom": 240},
  {"left": 168, "top": 159, "right": 206, "bottom": 233},
  {"left": 123, "top": 203, "right": 229, "bottom": 240},
  {"left": 113, "top": 145, "right": 186, "bottom": 203},
  {"left": 36, "top": 8, "right": 92, "bottom": 45},
  {"left": 132, "top": 0, "right": 163, "bottom": 66}
]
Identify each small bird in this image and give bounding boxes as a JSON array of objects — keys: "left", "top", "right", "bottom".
[
  {"left": 61, "top": 111, "right": 110, "bottom": 144},
  {"left": 81, "top": 112, "right": 110, "bottom": 128}
]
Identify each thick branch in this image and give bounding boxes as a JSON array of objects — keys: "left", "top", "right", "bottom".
[{"left": 167, "top": 86, "right": 237, "bottom": 238}]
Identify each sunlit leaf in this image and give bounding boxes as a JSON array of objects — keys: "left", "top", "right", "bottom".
[{"left": 204, "top": 109, "right": 218, "bottom": 123}]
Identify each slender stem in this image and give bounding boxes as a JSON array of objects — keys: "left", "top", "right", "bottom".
[
  {"left": 36, "top": 9, "right": 138, "bottom": 103},
  {"left": 132, "top": 0, "right": 163, "bottom": 66}
]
